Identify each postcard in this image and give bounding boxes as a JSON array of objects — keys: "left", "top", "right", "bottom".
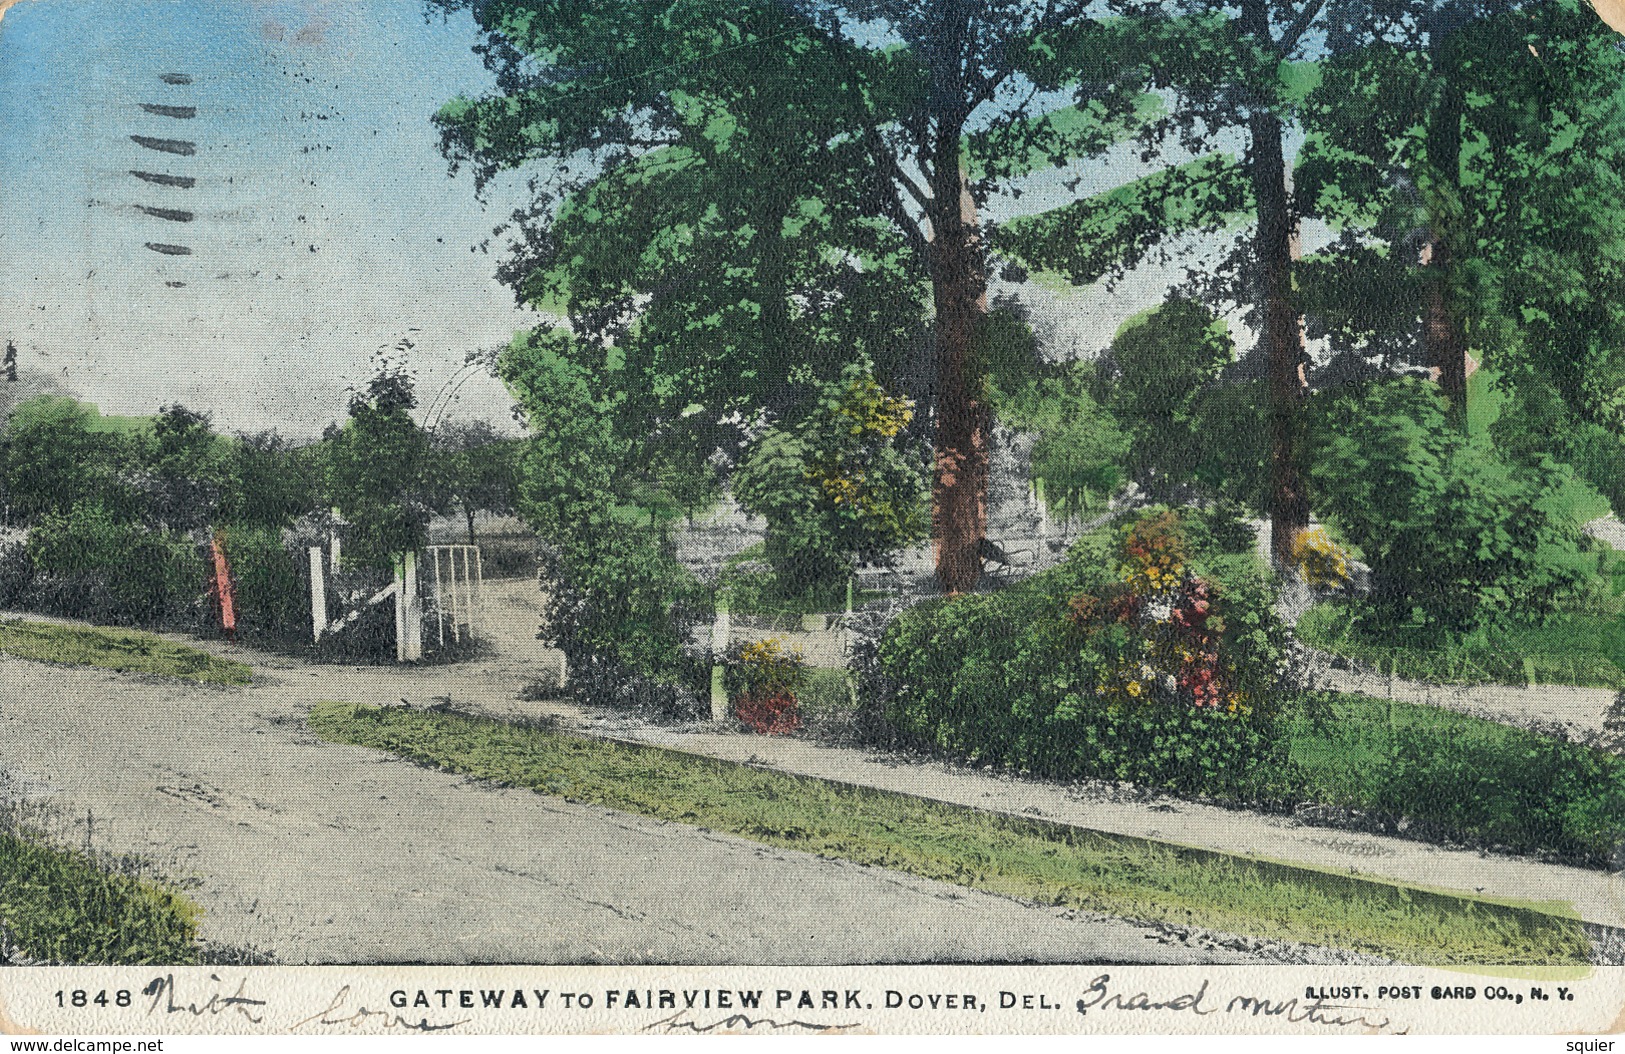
[{"left": 3, "top": 0, "right": 1625, "bottom": 1039}]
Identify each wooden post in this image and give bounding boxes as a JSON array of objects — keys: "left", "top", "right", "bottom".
[
  {"left": 308, "top": 547, "right": 326, "bottom": 643},
  {"left": 392, "top": 556, "right": 407, "bottom": 662},
  {"left": 401, "top": 550, "right": 422, "bottom": 661},
  {"left": 709, "top": 599, "right": 731, "bottom": 722}
]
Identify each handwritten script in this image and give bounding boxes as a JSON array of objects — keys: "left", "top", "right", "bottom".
[
  {"left": 290, "top": 985, "right": 468, "bottom": 1033},
  {"left": 643, "top": 1009, "right": 860, "bottom": 1035},
  {"left": 1076, "top": 974, "right": 1395, "bottom": 1033}
]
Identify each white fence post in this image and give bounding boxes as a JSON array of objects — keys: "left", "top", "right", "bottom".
[
  {"left": 308, "top": 547, "right": 326, "bottom": 643},
  {"left": 709, "top": 601, "right": 731, "bottom": 722},
  {"left": 401, "top": 550, "right": 422, "bottom": 662}
]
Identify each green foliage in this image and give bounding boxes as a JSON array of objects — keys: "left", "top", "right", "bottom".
[
  {"left": 1094, "top": 298, "right": 1232, "bottom": 496},
  {"left": 1288, "top": 693, "right": 1625, "bottom": 868},
  {"left": 500, "top": 327, "right": 708, "bottom": 699},
  {"left": 0, "top": 828, "right": 200, "bottom": 964},
  {"left": 1309, "top": 379, "right": 1589, "bottom": 637},
  {"left": 219, "top": 527, "right": 308, "bottom": 646},
  {"left": 874, "top": 510, "right": 1292, "bottom": 799},
  {"left": 311, "top": 700, "right": 1587, "bottom": 966},
  {"left": 539, "top": 522, "right": 708, "bottom": 704},
  {"left": 27, "top": 503, "right": 205, "bottom": 626},
  {"left": 733, "top": 366, "right": 929, "bottom": 596},
  {"left": 992, "top": 361, "right": 1128, "bottom": 519},
  {"left": 996, "top": 153, "right": 1252, "bottom": 286},
  {"left": 1, "top": 397, "right": 122, "bottom": 525},
  {"left": 148, "top": 405, "right": 230, "bottom": 533},
  {"left": 0, "top": 619, "right": 251, "bottom": 686},
  {"left": 220, "top": 432, "right": 320, "bottom": 530},
  {"left": 323, "top": 365, "right": 436, "bottom": 570}
]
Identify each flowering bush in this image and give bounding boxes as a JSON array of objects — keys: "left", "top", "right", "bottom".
[
  {"left": 876, "top": 509, "right": 1295, "bottom": 798},
  {"left": 726, "top": 637, "right": 807, "bottom": 734},
  {"left": 734, "top": 689, "right": 802, "bottom": 735},
  {"left": 1069, "top": 516, "right": 1254, "bottom": 716},
  {"left": 1290, "top": 526, "right": 1351, "bottom": 590}
]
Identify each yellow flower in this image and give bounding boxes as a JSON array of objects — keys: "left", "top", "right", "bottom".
[{"left": 1125, "top": 680, "right": 1142, "bottom": 697}]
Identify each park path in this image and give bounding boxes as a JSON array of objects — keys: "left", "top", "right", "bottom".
[
  {"left": 1301, "top": 655, "right": 1621, "bottom": 746},
  {"left": 1281, "top": 514, "right": 1625, "bottom": 744},
  {"left": 5, "top": 576, "right": 1624, "bottom": 965},
  {"left": 0, "top": 583, "right": 1270, "bottom": 966}
]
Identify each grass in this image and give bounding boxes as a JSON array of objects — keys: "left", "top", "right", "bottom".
[
  {"left": 1298, "top": 601, "right": 1625, "bottom": 690},
  {"left": 1287, "top": 692, "right": 1625, "bottom": 865},
  {"left": 798, "top": 666, "right": 857, "bottom": 723},
  {"left": 309, "top": 701, "right": 1591, "bottom": 966},
  {"left": 0, "top": 820, "right": 200, "bottom": 964},
  {"left": 0, "top": 619, "right": 252, "bottom": 686}
]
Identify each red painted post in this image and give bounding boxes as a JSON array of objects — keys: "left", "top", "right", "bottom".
[{"left": 211, "top": 532, "right": 237, "bottom": 637}]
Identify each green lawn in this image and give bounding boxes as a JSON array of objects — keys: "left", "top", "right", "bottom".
[
  {"left": 309, "top": 701, "right": 1590, "bottom": 966},
  {"left": 0, "top": 827, "right": 200, "bottom": 964},
  {"left": 1287, "top": 692, "right": 1625, "bottom": 866},
  {"left": 1298, "top": 601, "right": 1625, "bottom": 690},
  {"left": 0, "top": 619, "right": 252, "bottom": 686}
]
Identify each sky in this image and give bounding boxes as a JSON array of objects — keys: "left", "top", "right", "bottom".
[
  {"left": 0, "top": 1, "right": 1288, "bottom": 442},
  {"left": 0, "top": 0, "right": 542, "bottom": 438}
]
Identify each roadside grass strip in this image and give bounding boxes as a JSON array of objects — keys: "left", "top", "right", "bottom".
[
  {"left": 0, "top": 619, "right": 251, "bottom": 686},
  {"left": 309, "top": 702, "right": 1591, "bottom": 966},
  {"left": 0, "top": 829, "right": 201, "bottom": 965}
]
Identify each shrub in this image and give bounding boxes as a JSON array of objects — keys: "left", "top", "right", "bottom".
[
  {"left": 726, "top": 637, "right": 807, "bottom": 734},
  {"left": 734, "top": 689, "right": 802, "bottom": 735},
  {"left": 734, "top": 366, "right": 929, "bottom": 597},
  {"left": 26, "top": 503, "right": 205, "bottom": 627},
  {"left": 875, "top": 509, "right": 1295, "bottom": 799},
  {"left": 1309, "top": 379, "right": 1589, "bottom": 637},
  {"left": 218, "top": 526, "right": 307, "bottom": 645},
  {"left": 540, "top": 525, "right": 709, "bottom": 713},
  {"left": 1375, "top": 720, "right": 1625, "bottom": 866}
]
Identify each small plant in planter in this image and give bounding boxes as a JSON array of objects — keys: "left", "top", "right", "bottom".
[{"left": 725, "top": 637, "right": 807, "bottom": 734}]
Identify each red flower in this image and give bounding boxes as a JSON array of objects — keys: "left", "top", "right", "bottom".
[{"left": 735, "top": 689, "right": 802, "bottom": 735}]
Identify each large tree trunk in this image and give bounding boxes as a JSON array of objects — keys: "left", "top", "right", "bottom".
[
  {"left": 927, "top": 128, "right": 991, "bottom": 595},
  {"left": 1249, "top": 107, "right": 1310, "bottom": 567},
  {"left": 1424, "top": 80, "right": 1469, "bottom": 425}
]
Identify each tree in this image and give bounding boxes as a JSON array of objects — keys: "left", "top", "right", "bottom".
[
  {"left": 733, "top": 366, "right": 929, "bottom": 599},
  {"left": 1011, "top": 1, "right": 1361, "bottom": 565},
  {"left": 433, "top": 0, "right": 1142, "bottom": 592},
  {"left": 219, "top": 431, "right": 321, "bottom": 530},
  {"left": 324, "top": 364, "right": 436, "bottom": 569},
  {"left": 1094, "top": 298, "right": 1233, "bottom": 497},
  {"left": 0, "top": 396, "right": 119, "bottom": 525},
  {"left": 431, "top": 420, "right": 520, "bottom": 545},
  {"left": 148, "top": 404, "right": 229, "bottom": 533}
]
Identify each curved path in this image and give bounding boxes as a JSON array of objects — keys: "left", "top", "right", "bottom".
[{"left": 0, "top": 580, "right": 1262, "bottom": 966}]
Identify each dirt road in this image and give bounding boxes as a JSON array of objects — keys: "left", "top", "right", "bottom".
[{"left": 0, "top": 580, "right": 1260, "bottom": 965}]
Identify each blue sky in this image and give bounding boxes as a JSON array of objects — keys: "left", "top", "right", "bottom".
[{"left": 0, "top": 0, "right": 542, "bottom": 437}]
